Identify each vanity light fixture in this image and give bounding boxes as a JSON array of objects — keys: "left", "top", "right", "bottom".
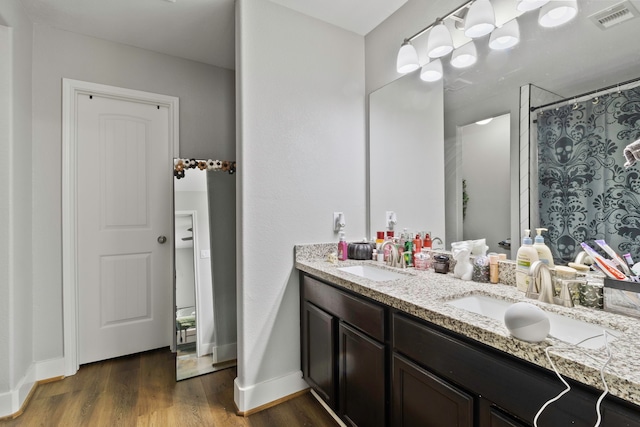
[
  {"left": 420, "top": 59, "right": 444, "bottom": 82},
  {"left": 538, "top": 0, "right": 578, "bottom": 27},
  {"left": 394, "top": 0, "right": 578, "bottom": 81},
  {"left": 476, "top": 118, "right": 493, "bottom": 125},
  {"left": 451, "top": 42, "right": 477, "bottom": 68},
  {"left": 516, "top": 0, "right": 549, "bottom": 12},
  {"left": 427, "top": 21, "right": 454, "bottom": 58},
  {"left": 464, "top": 0, "right": 495, "bottom": 38},
  {"left": 489, "top": 19, "right": 520, "bottom": 50},
  {"left": 396, "top": 39, "right": 420, "bottom": 73}
]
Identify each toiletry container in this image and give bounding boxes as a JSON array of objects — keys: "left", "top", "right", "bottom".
[
  {"left": 338, "top": 232, "right": 348, "bottom": 261},
  {"left": 414, "top": 248, "right": 432, "bottom": 271},
  {"left": 412, "top": 234, "right": 422, "bottom": 264},
  {"left": 489, "top": 254, "right": 499, "bottom": 284},
  {"left": 433, "top": 255, "right": 450, "bottom": 274},
  {"left": 516, "top": 230, "right": 539, "bottom": 292},
  {"left": 423, "top": 233, "right": 432, "bottom": 249},
  {"left": 533, "top": 228, "right": 555, "bottom": 267},
  {"left": 472, "top": 252, "right": 490, "bottom": 283}
]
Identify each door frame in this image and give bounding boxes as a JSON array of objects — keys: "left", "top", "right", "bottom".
[
  {"left": 174, "top": 210, "right": 203, "bottom": 357},
  {"left": 62, "top": 78, "right": 179, "bottom": 376}
]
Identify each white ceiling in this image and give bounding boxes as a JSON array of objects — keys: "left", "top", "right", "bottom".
[{"left": 18, "top": 0, "right": 407, "bottom": 70}]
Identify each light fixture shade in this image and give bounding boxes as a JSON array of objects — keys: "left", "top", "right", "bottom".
[
  {"left": 420, "top": 59, "right": 443, "bottom": 82},
  {"left": 516, "top": 0, "right": 549, "bottom": 12},
  {"left": 489, "top": 19, "right": 520, "bottom": 50},
  {"left": 451, "top": 42, "right": 477, "bottom": 68},
  {"left": 427, "top": 23, "right": 454, "bottom": 58},
  {"left": 476, "top": 118, "right": 493, "bottom": 125},
  {"left": 464, "top": 0, "right": 496, "bottom": 38},
  {"left": 538, "top": 0, "right": 578, "bottom": 27},
  {"left": 396, "top": 40, "right": 420, "bottom": 74}
]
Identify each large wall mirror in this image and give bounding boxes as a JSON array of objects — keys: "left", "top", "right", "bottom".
[
  {"left": 369, "top": 73, "right": 446, "bottom": 244},
  {"left": 369, "top": 0, "right": 640, "bottom": 264},
  {"left": 174, "top": 160, "right": 236, "bottom": 381}
]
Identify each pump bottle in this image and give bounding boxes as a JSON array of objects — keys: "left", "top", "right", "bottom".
[
  {"left": 533, "top": 228, "right": 555, "bottom": 268},
  {"left": 516, "top": 229, "right": 539, "bottom": 292},
  {"left": 338, "top": 232, "right": 348, "bottom": 261}
]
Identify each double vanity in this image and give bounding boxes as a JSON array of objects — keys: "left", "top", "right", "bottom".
[{"left": 295, "top": 243, "right": 640, "bottom": 426}]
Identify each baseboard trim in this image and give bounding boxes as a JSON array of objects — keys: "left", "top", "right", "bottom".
[
  {"left": 233, "top": 370, "right": 308, "bottom": 414},
  {"left": 309, "top": 389, "right": 347, "bottom": 427},
  {"left": 236, "top": 388, "right": 310, "bottom": 417},
  {"left": 211, "top": 342, "right": 237, "bottom": 364},
  {"left": 0, "top": 357, "right": 65, "bottom": 419}
]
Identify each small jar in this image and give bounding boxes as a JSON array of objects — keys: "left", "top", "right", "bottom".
[
  {"left": 472, "top": 255, "right": 490, "bottom": 283},
  {"left": 433, "top": 255, "right": 450, "bottom": 274}
]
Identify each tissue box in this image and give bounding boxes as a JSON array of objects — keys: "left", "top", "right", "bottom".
[{"left": 603, "top": 278, "right": 640, "bottom": 318}]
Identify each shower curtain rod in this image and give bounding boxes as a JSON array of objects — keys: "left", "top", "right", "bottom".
[{"left": 530, "top": 75, "right": 640, "bottom": 113}]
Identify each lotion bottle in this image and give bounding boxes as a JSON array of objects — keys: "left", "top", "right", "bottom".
[
  {"left": 533, "top": 228, "right": 555, "bottom": 268},
  {"left": 338, "top": 232, "right": 348, "bottom": 261},
  {"left": 516, "top": 229, "right": 539, "bottom": 292}
]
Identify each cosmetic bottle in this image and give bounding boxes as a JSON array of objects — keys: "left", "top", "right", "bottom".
[
  {"left": 375, "top": 231, "right": 385, "bottom": 250},
  {"left": 516, "top": 229, "right": 539, "bottom": 292},
  {"left": 533, "top": 228, "right": 555, "bottom": 268},
  {"left": 489, "top": 255, "right": 499, "bottom": 284},
  {"left": 338, "top": 232, "right": 348, "bottom": 261},
  {"left": 412, "top": 234, "right": 422, "bottom": 264},
  {"left": 423, "top": 233, "right": 432, "bottom": 249}
]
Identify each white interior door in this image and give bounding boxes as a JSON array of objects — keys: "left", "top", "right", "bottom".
[{"left": 76, "top": 93, "right": 173, "bottom": 365}]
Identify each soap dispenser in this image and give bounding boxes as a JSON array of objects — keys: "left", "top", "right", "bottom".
[
  {"left": 338, "top": 232, "right": 348, "bottom": 261},
  {"left": 516, "top": 229, "right": 539, "bottom": 292},
  {"left": 533, "top": 228, "right": 555, "bottom": 268}
]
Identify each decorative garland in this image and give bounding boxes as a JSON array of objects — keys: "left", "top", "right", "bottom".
[{"left": 174, "top": 158, "right": 236, "bottom": 179}]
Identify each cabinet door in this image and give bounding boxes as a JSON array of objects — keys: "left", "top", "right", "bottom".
[
  {"left": 339, "top": 322, "right": 386, "bottom": 427},
  {"left": 392, "top": 354, "right": 474, "bottom": 427},
  {"left": 303, "top": 302, "right": 336, "bottom": 407}
]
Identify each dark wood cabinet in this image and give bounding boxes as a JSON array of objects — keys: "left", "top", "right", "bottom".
[
  {"left": 301, "top": 274, "right": 388, "bottom": 426},
  {"left": 299, "top": 272, "right": 640, "bottom": 427},
  {"left": 339, "top": 322, "right": 386, "bottom": 427},
  {"left": 302, "top": 301, "right": 336, "bottom": 407},
  {"left": 392, "top": 354, "right": 473, "bottom": 427}
]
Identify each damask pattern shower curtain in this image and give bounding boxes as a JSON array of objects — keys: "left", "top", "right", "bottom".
[{"left": 537, "top": 86, "right": 640, "bottom": 265}]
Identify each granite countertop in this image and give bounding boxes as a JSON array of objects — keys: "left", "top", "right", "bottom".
[{"left": 295, "top": 243, "right": 640, "bottom": 407}]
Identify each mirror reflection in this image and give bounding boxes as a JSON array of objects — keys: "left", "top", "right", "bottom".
[
  {"left": 369, "top": 0, "right": 640, "bottom": 264},
  {"left": 174, "top": 162, "right": 236, "bottom": 381},
  {"left": 532, "top": 82, "right": 640, "bottom": 265},
  {"left": 459, "top": 113, "right": 510, "bottom": 257}
]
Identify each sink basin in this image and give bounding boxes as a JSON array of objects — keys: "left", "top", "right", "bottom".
[
  {"left": 338, "top": 265, "right": 405, "bottom": 282},
  {"left": 446, "top": 294, "right": 618, "bottom": 349}
]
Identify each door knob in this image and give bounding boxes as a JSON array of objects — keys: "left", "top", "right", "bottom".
[{"left": 157, "top": 235, "right": 167, "bottom": 244}]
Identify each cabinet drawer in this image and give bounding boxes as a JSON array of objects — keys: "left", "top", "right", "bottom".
[
  {"left": 392, "top": 312, "right": 612, "bottom": 426},
  {"left": 303, "top": 275, "right": 385, "bottom": 341}
]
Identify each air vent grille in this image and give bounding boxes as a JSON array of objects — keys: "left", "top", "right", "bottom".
[{"left": 589, "top": 1, "right": 638, "bottom": 30}]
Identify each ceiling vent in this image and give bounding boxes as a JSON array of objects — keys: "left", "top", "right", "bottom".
[
  {"left": 445, "top": 77, "right": 472, "bottom": 92},
  {"left": 589, "top": 1, "right": 638, "bottom": 30}
]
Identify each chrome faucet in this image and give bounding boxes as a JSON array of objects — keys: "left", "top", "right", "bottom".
[
  {"left": 527, "top": 261, "right": 582, "bottom": 307},
  {"left": 379, "top": 240, "right": 405, "bottom": 269}
]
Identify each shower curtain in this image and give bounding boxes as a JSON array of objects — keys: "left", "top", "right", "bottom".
[{"left": 536, "top": 85, "right": 640, "bottom": 265}]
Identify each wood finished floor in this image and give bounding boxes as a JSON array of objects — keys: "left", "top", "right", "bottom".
[{"left": 1, "top": 348, "right": 338, "bottom": 427}]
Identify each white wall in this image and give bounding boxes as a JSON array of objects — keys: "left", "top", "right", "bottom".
[
  {"left": 30, "top": 24, "right": 236, "bottom": 363},
  {"left": 461, "top": 114, "right": 511, "bottom": 255},
  {"left": 207, "top": 171, "right": 237, "bottom": 361},
  {"left": 175, "top": 248, "right": 196, "bottom": 309},
  {"left": 236, "top": 0, "right": 366, "bottom": 412},
  {"left": 0, "top": 0, "right": 34, "bottom": 415}
]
